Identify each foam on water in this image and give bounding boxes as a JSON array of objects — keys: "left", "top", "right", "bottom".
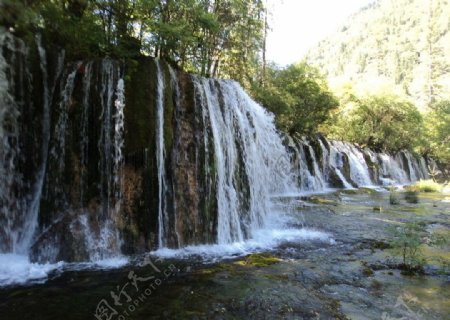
[
  {"left": 153, "top": 229, "right": 334, "bottom": 262},
  {"left": 92, "top": 256, "right": 129, "bottom": 269},
  {"left": 152, "top": 227, "right": 334, "bottom": 262},
  {"left": 0, "top": 254, "right": 129, "bottom": 287},
  {"left": 0, "top": 254, "right": 63, "bottom": 286}
]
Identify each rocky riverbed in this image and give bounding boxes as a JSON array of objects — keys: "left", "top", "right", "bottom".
[{"left": 0, "top": 189, "right": 449, "bottom": 319}]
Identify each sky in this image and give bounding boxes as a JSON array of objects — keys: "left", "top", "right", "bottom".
[{"left": 266, "top": 0, "right": 375, "bottom": 66}]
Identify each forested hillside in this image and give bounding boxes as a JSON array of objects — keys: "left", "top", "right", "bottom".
[{"left": 306, "top": 0, "right": 450, "bottom": 110}]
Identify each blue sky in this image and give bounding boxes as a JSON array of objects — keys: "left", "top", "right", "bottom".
[{"left": 266, "top": 0, "right": 374, "bottom": 65}]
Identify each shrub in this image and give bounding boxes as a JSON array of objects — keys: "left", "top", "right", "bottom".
[
  {"left": 389, "top": 222, "right": 427, "bottom": 274},
  {"left": 404, "top": 190, "right": 419, "bottom": 203},
  {"left": 412, "top": 179, "right": 442, "bottom": 193},
  {"left": 389, "top": 188, "right": 401, "bottom": 205}
]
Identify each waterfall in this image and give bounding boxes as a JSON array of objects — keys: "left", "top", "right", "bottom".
[
  {"left": 199, "top": 79, "right": 290, "bottom": 244},
  {"left": 330, "top": 141, "right": 373, "bottom": 187},
  {"left": 19, "top": 35, "right": 63, "bottom": 254},
  {"left": 80, "top": 62, "right": 92, "bottom": 205},
  {"left": 0, "top": 32, "right": 23, "bottom": 252},
  {"left": 419, "top": 157, "right": 429, "bottom": 179},
  {"left": 0, "top": 32, "right": 437, "bottom": 266},
  {"left": 51, "top": 66, "right": 79, "bottom": 188},
  {"left": 168, "top": 65, "right": 181, "bottom": 247},
  {"left": 89, "top": 60, "right": 124, "bottom": 260},
  {"left": 288, "top": 136, "right": 429, "bottom": 190},
  {"left": 155, "top": 60, "right": 168, "bottom": 248},
  {"left": 378, "top": 153, "right": 408, "bottom": 185},
  {"left": 329, "top": 144, "right": 354, "bottom": 188},
  {"left": 113, "top": 78, "right": 125, "bottom": 209}
]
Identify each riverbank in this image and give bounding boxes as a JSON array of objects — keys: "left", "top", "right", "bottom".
[{"left": 0, "top": 189, "right": 448, "bottom": 319}]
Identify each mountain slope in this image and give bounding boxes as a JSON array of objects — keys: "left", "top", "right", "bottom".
[{"left": 305, "top": 0, "right": 450, "bottom": 110}]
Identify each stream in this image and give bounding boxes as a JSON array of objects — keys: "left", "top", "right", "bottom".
[{"left": 1, "top": 189, "right": 448, "bottom": 320}]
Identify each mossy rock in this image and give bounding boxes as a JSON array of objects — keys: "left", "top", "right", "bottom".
[
  {"left": 304, "top": 196, "right": 339, "bottom": 206},
  {"left": 339, "top": 187, "right": 376, "bottom": 195},
  {"left": 235, "top": 253, "right": 281, "bottom": 267}
]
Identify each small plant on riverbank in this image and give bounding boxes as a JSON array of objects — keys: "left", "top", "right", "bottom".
[
  {"left": 389, "top": 187, "right": 401, "bottom": 205},
  {"left": 404, "top": 190, "right": 419, "bottom": 203},
  {"left": 389, "top": 222, "right": 427, "bottom": 275}
]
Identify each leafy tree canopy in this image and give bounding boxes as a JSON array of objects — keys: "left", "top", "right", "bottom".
[
  {"left": 423, "top": 100, "right": 450, "bottom": 163},
  {"left": 253, "top": 62, "right": 338, "bottom": 135},
  {"left": 1, "top": 0, "right": 267, "bottom": 84},
  {"left": 323, "top": 89, "right": 424, "bottom": 152}
]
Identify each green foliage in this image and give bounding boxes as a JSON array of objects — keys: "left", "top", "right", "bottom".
[
  {"left": 325, "top": 91, "right": 423, "bottom": 151},
  {"left": 4, "top": 0, "right": 267, "bottom": 81},
  {"left": 410, "top": 179, "right": 442, "bottom": 193},
  {"left": 423, "top": 100, "right": 450, "bottom": 163},
  {"left": 306, "top": 0, "right": 450, "bottom": 110},
  {"left": 389, "top": 187, "right": 401, "bottom": 205},
  {"left": 252, "top": 62, "right": 338, "bottom": 135},
  {"left": 404, "top": 190, "right": 419, "bottom": 204},
  {"left": 389, "top": 222, "right": 427, "bottom": 274}
]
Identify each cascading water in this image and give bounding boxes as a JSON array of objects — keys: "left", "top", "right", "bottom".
[
  {"left": 330, "top": 141, "right": 373, "bottom": 186},
  {"left": 199, "top": 79, "right": 291, "bottom": 244},
  {"left": 155, "top": 60, "right": 169, "bottom": 248},
  {"left": 80, "top": 61, "right": 92, "bottom": 205},
  {"left": 84, "top": 60, "right": 124, "bottom": 260},
  {"left": 0, "top": 32, "right": 23, "bottom": 253},
  {"left": 294, "top": 139, "right": 327, "bottom": 191},
  {"left": 0, "top": 31, "right": 437, "bottom": 286},
  {"left": 22, "top": 35, "right": 65, "bottom": 255}
]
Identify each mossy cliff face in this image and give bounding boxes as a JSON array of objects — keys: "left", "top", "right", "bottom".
[
  {"left": 121, "top": 62, "right": 219, "bottom": 250},
  {"left": 27, "top": 55, "right": 222, "bottom": 261},
  {"left": 3, "top": 45, "right": 222, "bottom": 262},
  {"left": 31, "top": 59, "right": 126, "bottom": 262},
  {"left": 121, "top": 58, "right": 159, "bottom": 253},
  {"left": 171, "top": 74, "right": 218, "bottom": 245}
]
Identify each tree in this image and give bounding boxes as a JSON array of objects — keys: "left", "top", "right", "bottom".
[
  {"left": 6, "top": 0, "right": 267, "bottom": 83},
  {"left": 325, "top": 92, "right": 424, "bottom": 151},
  {"left": 252, "top": 62, "right": 338, "bottom": 135},
  {"left": 423, "top": 100, "right": 450, "bottom": 163}
]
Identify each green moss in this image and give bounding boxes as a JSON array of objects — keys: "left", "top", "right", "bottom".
[
  {"left": 361, "top": 261, "right": 374, "bottom": 276},
  {"left": 197, "top": 263, "right": 236, "bottom": 275},
  {"left": 362, "top": 266, "right": 374, "bottom": 276},
  {"left": 235, "top": 253, "right": 281, "bottom": 267}
]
